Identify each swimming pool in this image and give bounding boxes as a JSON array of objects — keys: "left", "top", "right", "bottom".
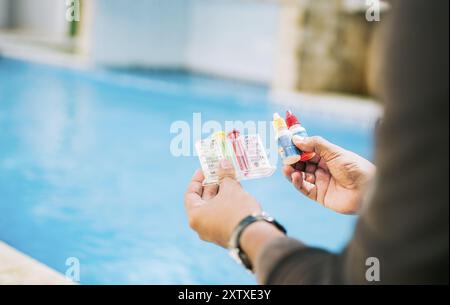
[{"left": 0, "top": 57, "right": 374, "bottom": 284}]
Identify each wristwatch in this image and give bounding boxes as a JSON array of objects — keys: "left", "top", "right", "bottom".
[{"left": 228, "top": 212, "right": 287, "bottom": 271}]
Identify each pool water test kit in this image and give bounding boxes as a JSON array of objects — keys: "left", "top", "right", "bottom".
[
  {"left": 196, "top": 130, "right": 275, "bottom": 185},
  {"left": 196, "top": 110, "right": 314, "bottom": 185}
]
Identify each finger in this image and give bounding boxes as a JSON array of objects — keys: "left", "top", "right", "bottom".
[
  {"left": 292, "top": 161, "right": 306, "bottom": 171},
  {"left": 185, "top": 170, "right": 205, "bottom": 210},
  {"left": 217, "top": 159, "right": 236, "bottom": 181},
  {"left": 300, "top": 179, "right": 317, "bottom": 201},
  {"left": 283, "top": 165, "right": 295, "bottom": 182},
  {"left": 306, "top": 153, "right": 321, "bottom": 164},
  {"left": 305, "top": 172, "right": 316, "bottom": 184},
  {"left": 290, "top": 171, "right": 304, "bottom": 192},
  {"left": 187, "top": 169, "right": 204, "bottom": 195},
  {"left": 191, "top": 169, "right": 205, "bottom": 184},
  {"left": 185, "top": 192, "right": 205, "bottom": 210},
  {"left": 202, "top": 184, "right": 219, "bottom": 200},
  {"left": 314, "top": 168, "right": 330, "bottom": 204},
  {"left": 292, "top": 136, "right": 340, "bottom": 161},
  {"left": 217, "top": 159, "right": 240, "bottom": 193},
  {"left": 291, "top": 171, "right": 317, "bottom": 201},
  {"left": 305, "top": 163, "right": 317, "bottom": 174}
]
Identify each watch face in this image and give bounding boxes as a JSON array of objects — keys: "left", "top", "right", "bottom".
[
  {"left": 228, "top": 249, "right": 242, "bottom": 265},
  {"left": 261, "top": 212, "right": 273, "bottom": 221}
]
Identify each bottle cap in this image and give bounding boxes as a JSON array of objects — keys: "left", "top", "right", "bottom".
[
  {"left": 285, "top": 110, "right": 301, "bottom": 128},
  {"left": 213, "top": 131, "right": 226, "bottom": 141},
  {"left": 228, "top": 129, "right": 241, "bottom": 139},
  {"left": 273, "top": 112, "right": 287, "bottom": 130}
]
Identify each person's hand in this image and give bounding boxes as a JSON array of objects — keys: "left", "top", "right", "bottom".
[
  {"left": 283, "top": 136, "right": 376, "bottom": 214},
  {"left": 184, "top": 159, "right": 262, "bottom": 248}
]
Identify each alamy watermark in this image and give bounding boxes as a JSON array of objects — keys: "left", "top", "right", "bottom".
[
  {"left": 65, "top": 257, "right": 81, "bottom": 282},
  {"left": 169, "top": 112, "right": 278, "bottom": 162},
  {"left": 66, "top": 0, "right": 80, "bottom": 22},
  {"left": 365, "top": 0, "right": 381, "bottom": 22},
  {"left": 365, "top": 256, "right": 380, "bottom": 282}
]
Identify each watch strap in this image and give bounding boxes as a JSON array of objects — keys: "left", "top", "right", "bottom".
[{"left": 228, "top": 212, "right": 286, "bottom": 271}]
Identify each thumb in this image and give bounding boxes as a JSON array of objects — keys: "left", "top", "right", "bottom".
[
  {"left": 292, "top": 136, "right": 340, "bottom": 161},
  {"left": 217, "top": 159, "right": 240, "bottom": 191}
]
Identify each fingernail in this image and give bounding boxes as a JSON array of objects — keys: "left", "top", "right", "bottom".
[
  {"left": 292, "top": 135, "right": 305, "bottom": 143},
  {"left": 220, "top": 159, "right": 232, "bottom": 169},
  {"left": 291, "top": 172, "right": 297, "bottom": 182},
  {"left": 192, "top": 169, "right": 201, "bottom": 178}
]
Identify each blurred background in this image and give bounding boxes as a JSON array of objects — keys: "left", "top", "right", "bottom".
[
  {"left": 0, "top": 0, "right": 385, "bottom": 284},
  {"left": 0, "top": 0, "right": 388, "bottom": 94}
]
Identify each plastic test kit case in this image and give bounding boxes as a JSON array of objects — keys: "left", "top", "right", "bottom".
[
  {"left": 195, "top": 130, "right": 275, "bottom": 185},
  {"left": 195, "top": 110, "right": 312, "bottom": 185}
]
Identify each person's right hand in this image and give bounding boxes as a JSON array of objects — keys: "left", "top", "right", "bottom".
[{"left": 283, "top": 136, "right": 376, "bottom": 214}]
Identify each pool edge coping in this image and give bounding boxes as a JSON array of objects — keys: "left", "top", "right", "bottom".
[{"left": 0, "top": 241, "right": 75, "bottom": 285}]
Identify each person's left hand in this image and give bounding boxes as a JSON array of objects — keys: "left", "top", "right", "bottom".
[{"left": 184, "top": 159, "right": 262, "bottom": 248}]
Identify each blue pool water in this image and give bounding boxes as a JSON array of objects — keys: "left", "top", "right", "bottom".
[{"left": 0, "top": 58, "right": 373, "bottom": 284}]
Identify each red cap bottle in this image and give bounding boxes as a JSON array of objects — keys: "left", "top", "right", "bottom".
[
  {"left": 285, "top": 110, "right": 300, "bottom": 128},
  {"left": 285, "top": 110, "right": 316, "bottom": 161}
]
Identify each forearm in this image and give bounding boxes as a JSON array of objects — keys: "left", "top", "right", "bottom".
[
  {"left": 240, "top": 221, "right": 285, "bottom": 269},
  {"left": 240, "top": 221, "right": 341, "bottom": 284}
]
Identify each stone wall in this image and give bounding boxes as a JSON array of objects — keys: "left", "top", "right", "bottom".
[{"left": 274, "top": 0, "right": 386, "bottom": 96}]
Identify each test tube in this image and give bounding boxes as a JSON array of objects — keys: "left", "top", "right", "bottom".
[
  {"left": 227, "top": 129, "right": 249, "bottom": 173},
  {"left": 212, "top": 131, "right": 227, "bottom": 158}
]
